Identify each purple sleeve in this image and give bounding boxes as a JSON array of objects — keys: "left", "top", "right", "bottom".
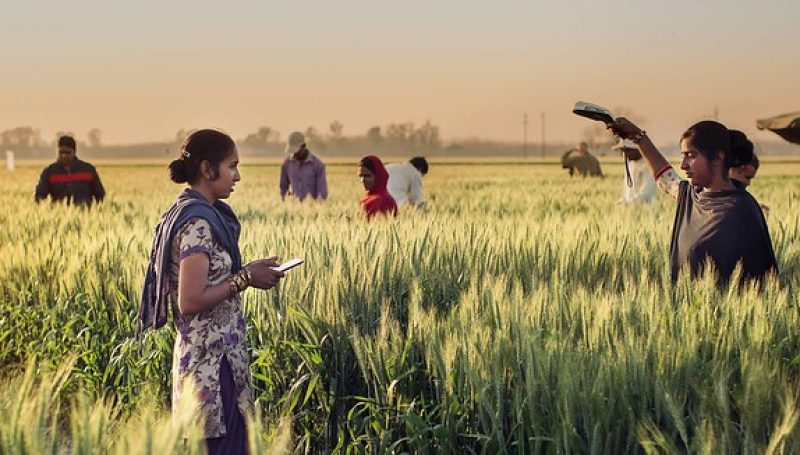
[
  {"left": 177, "top": 218, "right": 213, "bottom": 260},
  {"left": 279, "top": 160, "right": 290, "bottom": 197},
  {"left": 316, "top": 162, "right": 328, "bottom": 199}
]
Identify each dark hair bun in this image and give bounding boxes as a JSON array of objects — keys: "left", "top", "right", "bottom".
[
  {"left": 168, "top": 158, "right": 189, "bottom": 183},
  {"left": 728, "top": 130, "right": 754, "bottom": 168}
]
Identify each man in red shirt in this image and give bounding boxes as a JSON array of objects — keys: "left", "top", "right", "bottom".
[{"left": 35, "top": 135, "right": 105, "bottom": 206}]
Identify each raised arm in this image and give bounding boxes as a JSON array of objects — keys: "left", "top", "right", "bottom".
[
  {"left": 610, "top": 118, "right": 681, "bottom": 199},
  {"left": 609, "top": 118, "right": 670, "bottom": 175}
]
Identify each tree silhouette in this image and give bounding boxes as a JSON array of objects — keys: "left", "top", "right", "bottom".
[
  {"left": 87, "top": 128, "right": 102, "bottom": 148},
  {"left": 1, "top": 126, "right": 43, "bottom": 149},
  {"left": 329, "top": 120, "right": 344, "bottom": 140}
]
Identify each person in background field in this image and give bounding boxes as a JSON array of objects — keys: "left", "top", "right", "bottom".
[
  {"left": 729, "top": 146, "right": 759, "bottom": 188},
  {"left": 609, "top": 118, "right": 777, "bottom": 286},
  {"left": 614, "top": 139, "right": 656, "bottom": 204},
  {"left": 729, "top": 144, "right": 769, "bottom": 212},
  {"left": 140, "top": 129, "right": 284, "bottom": 455},
  {"left": 279, "top": 131, "right": 328, "bottom": 201},
  {"left": 35, "top": 135, "right": 105, "bottom": 206},
  {"left": 561, "top": 141, "right": 603, "bottom": 177},
  {"left": 386, "top": 156, "right": 428, "bottom": 209},
  {"left": 358, "top": 155, "right": 398, "bottom": 220}
]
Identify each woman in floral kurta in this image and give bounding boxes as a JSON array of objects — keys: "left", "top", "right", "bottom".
[
  {"left": 140, "top": 129, "right": 284, "bottom": 454},
  {"left": 169, "top": 217, "right": 254, "bottom": 438}
]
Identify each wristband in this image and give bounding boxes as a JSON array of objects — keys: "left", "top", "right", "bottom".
[
  {"left": 228, "top": 267, "right": 252, "bottom": 295},
  {"left": 228, "top": 277, "right": 240, "bottom": 296},
  {"left": 654, "top": 165, "right": 673, "bottom": 180}
]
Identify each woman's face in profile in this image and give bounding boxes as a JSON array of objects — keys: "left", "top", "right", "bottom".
[
  {"left": 208, "top": 148, "right": 241, "bottom": 200},
  {"left": 679, "top": 138, "right": 715, "bottom": 187},
  {"left": 358, "top": 165, "right": 375, "bottom": 191}
]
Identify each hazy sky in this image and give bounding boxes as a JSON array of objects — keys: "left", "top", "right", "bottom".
[{"left": 1, "top": 0, "right": 798, "bottom": 146}]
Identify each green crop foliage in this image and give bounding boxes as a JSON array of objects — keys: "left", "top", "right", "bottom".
[{"left": 1, "top": 161, "right": 799, "bottom": 453}]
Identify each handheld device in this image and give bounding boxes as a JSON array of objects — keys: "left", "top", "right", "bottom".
[
  {"left": 274, "top": 258, "right": 303, "bottom": 272},
  {"left": 572, "top": 101, "right": 634, "bottom": 188},
  {"left": 572, "top": 101, "right": 615, "bottom": 126}
]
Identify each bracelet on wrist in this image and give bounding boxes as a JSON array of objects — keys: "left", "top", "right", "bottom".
[
  {"left": 228, "top": 268, "right": 252, "bottom": 296},
  {"left": 228, "top": 277, "right": 240, "bottom": 296},
  {"left": 632, "top": 130, "right": 647, "bottom": 144}
]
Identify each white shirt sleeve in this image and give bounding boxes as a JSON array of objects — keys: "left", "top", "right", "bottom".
[
  {"left": 408, "top": 169, "right": 424, "bottom": 207},
  {"left": 656, "top": 166, "right": 682, "bottom": 200},
  {"left": 630, "top": 163, "right": 657, "bottom": 203}
]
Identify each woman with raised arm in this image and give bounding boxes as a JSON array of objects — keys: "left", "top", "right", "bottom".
[
  {"left": 610, "top": 119, "right": 777, "bottom": 285},
  {"left": 139, "top": 129, "right": 284, "bottom": 454}
]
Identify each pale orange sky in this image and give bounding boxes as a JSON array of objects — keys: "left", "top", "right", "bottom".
[{"left": 1, "top": 0, "right": 798, "bottom": 147}]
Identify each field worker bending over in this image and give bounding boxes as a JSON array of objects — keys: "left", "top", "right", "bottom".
[
  {"left": 35, "top": 135, "right": 105, "bottom": 206},
  {"left": 358, "top": 155, "right": 398, "bottom": 220},
  {"left": 561, "top": 141, "right": 603, "bottom": 177},
  {"left": 614, "top": 139, "right": 656, "bottom": 204},
  {"left": 386, "top": 156, "right": 428, "bottom": 209},
  {"left": 140, "top": 129, "right": 284, "bottom": 455},
  {"left": 279, "top": 131, "right": 328, "bottom": 201},
  {"left": 610, "top": 118, "right": 777, "bottom": 286}
]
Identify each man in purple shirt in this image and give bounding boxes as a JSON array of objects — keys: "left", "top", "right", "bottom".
[{"left": 279, "top": 131, "right": 328, "bottom": 201}]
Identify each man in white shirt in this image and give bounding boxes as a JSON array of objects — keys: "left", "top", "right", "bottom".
[
  {"left": 386, "top": 156, "right": 428, "bottom": 209},
  {"left": 614, "top": 139, "right": 656, "bottom": 204}
]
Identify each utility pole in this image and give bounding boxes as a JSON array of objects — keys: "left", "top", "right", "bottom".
[
  {"left": 523, "top": 113, "right": 528, "bottom": 159},
  {"left": 541, "top": 112, "right": 546, "bottom": 158},
  {"left": 713, "top": 104, "right": 719, "bottom": 121}
]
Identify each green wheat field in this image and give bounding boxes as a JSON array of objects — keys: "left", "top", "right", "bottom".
[{"left": 2, "top": 160, "right": 800, "bottom": 454}]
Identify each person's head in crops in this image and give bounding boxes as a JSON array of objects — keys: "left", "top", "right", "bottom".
[
  {"left": 168, "top": 129, "right": 240, "bottom": 202},
  {"left": 358, "top": 156, "right": 378, "bottom": 192},
  {"left": 358, "top": 155, "right": 397, "bottom": 220},
  {"left": 285, "top": 131, "right": 309, "bottom": 162},
  {"left": 409, "top": 156, "right": 429, "bottom": 176},
  {"left": 730, "top": 148, "right": 760, "bottom": 188},
  {"left": 57, "top": 135, "right": 77, "bottom": 167}
]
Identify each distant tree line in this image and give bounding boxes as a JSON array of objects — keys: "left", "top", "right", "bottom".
[
  {"left": 231, "top": 120, "right": 443, "bottom": 157},
  {"left": 4, "top": 120, "right": 796, "bottom": 160}
]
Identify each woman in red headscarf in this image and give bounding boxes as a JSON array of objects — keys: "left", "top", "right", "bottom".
[{"left": 358, "top": 155, "right": 398, "bottom": 220}]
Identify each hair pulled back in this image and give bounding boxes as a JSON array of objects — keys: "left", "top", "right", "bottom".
[
  {"left": 727, "top": 129, "right": 755, "bottom": 169},
  {"left": 680, "top": 121, "right": 754, "bottom": 170},
  {"left": 168, "top": 129, "right": 235, "bottom": 184}
]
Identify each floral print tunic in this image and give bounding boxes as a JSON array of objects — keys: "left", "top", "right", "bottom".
[{"left": 168, "top": 218, "right": 254, "bottom": 438}]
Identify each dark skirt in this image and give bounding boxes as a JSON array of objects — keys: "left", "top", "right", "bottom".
[{"left": 206, "top": 355, "right": 247, "bottom": 455}]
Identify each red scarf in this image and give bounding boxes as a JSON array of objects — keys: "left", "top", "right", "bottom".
[{"left": 360, "top": 155, "right": 398, "bottom": 220}]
